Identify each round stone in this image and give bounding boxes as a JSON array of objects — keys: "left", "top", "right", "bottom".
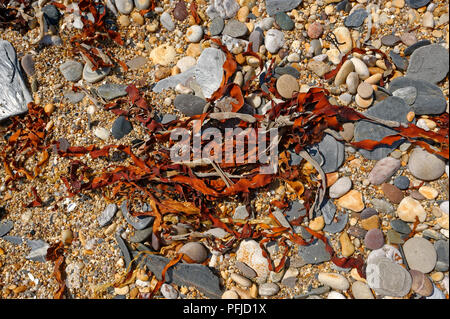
[
  {"left": 150, "top": 44, "right": 176, "bottom": 66},
  {"left": 161, "top": 283, "right": 178, "bottom": 299},
  {"left": 130, "top": 12, "right": 144, "bottom": 25},
  {"left": 307, "top": 22, "right": 324, "bottom": 39},
  {"left": 365, "top": 229, "right": 385, "bottom": 250},
  {"left": 210, "top": 16, "right": 225, "bottom": 36},
  {"left": 408, "top": 148, "right": 446, "bottom": 181},
  {"left": 179, "top": 242, "right": 208, "bottom": 263},
  {"left": 237, "top": 239, "right": 269, "bottom": 280},
  {"left": 361, "top": 208, "right": 378, "bottom": 220},
  {"left": 394, "top": 176, "right": 410, "bottom": 190},
  {"left": 222, "top": 290, "right": 239, "bottom": 299},
  {"left": 134, "top": 0, "right": 150, "bottom": 10},
  {"left": 357, "top": 82, "right": 374, "bottom": 99},
  {"left": 351, "top": 281, "right": 374, "bottom": 299},
  {"left": 230, "top": 273, "right": 252, "bottom": 287},
  {"left": 276, "top": 74, "right": 299, "bottom": 99},
  {"left": 186, "top": 25, "right": 204, "bottom": 43},
  {"left": 366, "top": 257, "right": 412, "bottom": 297},
  {"left": 21, "top": 54, "right": 35, "bottom": 77},
  {"left": 264, "top": 29, "right": 284, "bottom": 54},
  {"left": 403, "top": 237, "right": 437, "bottom": 273},
  {"left": 160, "top": 11, "right": 175, "bottom": 31},
  {"left": 61, "top": 229, "right": 73, "bottom": 244},
  {"left": 381, "top": 34, "right": 401, "bottom": 47},
  {"left": 329, "top": 176, "right": 352, "bottom": 199},
  {"left": 94, "top": 127, "right": 110, "bottom": 140},
  {"left": 223, "top": 19, "right": 248, "bottom": 38},
  {"left": 118, "top": 15, "right": 130, "bottom": 27},
  {"left": 381, "top": 183, "right": 404, "bottom": 204},
  {"left": 259, "top": 282, "right": 280, "bottom": 296},
  {"left": 274, "top": 12, "right": 294, "bottom": 31},
  {"left": 173, "top": 0, "right": 188, "bottom": 21},
  {"left": 334, "top": 60, "right": 354, "bottom": 86},
  {"left": 115, "top": 0, "right": 134, "bottom": 15},
  {"left": 355, "top": 94, "right": 373, "bottom": 108},
  {"left": 406, "top": 44, "right": 449, "bottom": 84},
  {"left": 59, "top": 60, "right": 83, "bottom": 82},
  {"left": 409, "top": 269, "right": 434, "bottom": 296}
]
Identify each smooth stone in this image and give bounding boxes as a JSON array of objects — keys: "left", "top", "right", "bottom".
[
  {"left": 307, "top": 60, "right": 331, "bottom": 77},
  {"left": 334, "top": 60, "right": 354, "bottom": 86},
  {"left": 440, "top": 201, "right": 449, "bottom": 214},
  {"left": 381, "top": 34, "right": 401, "bottom": 47},
  {"left": 401, "top": 33, "right": 418, "bottom": 46},
  {"left": 333, "top": 26, "right": 352, "bottom": 54},
  {"left": 409, "top": 269, "right": 433, "bottom": 296},
  {"left": 397, "top": 196, "right": 427, "bottom": 222},
  {"left": 2, "top": 236, "right": 23, "bottom": 245},
  {"left": 410, "top": 190, "right": 426, "bottom": 201},
  {"left": 134, "top": 0, "right": 150, "bottom": 10},
  {"left": 344, "top": 9, "right": 367, "bottom": 28},
  {"left": 297, "top": 238, "right": 331, "bottom": 265},
  {"left": 83, "top": 62, "right": 110, "bottom": 83},
  {"left": 248, "top": 29, "right": 263, "bottom": 52},
  {"left": 223, "top": 19, "right": 247, "bottom": 38},
  {"left": 161, "top": 283, "right": 179, "bottom": 299},
  {"left": 365, "top": 229, "right": 385, "bottom": 250},
  {"left": 346, "top": 72, "right": 359, "bottom": 94},
  {"left": 274, "top": 12, "right": 294, "bottom": 31},
  {"left": 25, "top": 239, "right": 50, "bottom": 262},
  {"left": 337, "top": 190, "right": 364, "bottom": 212},
  {"left": 339, "top": 92, "right": 352, "bottom": 106},
  {"left": 222, "top": 290, "right": 239, "bottom": 299},
  {"left": 98, "top": 203, "right": 117, "bottom": 227},
  {"left": 265, "top": 0, "right": 302, "bottom": 16},
  {"left": 408, "top": 148, "right": 445, "bottom": 181},
  {"left": 329, "top": 176, "right": 352, "bottom": 199},
  {"left": 121, "top": 200, "right": 153, "bottom": 230},
  {"left": 206, "top": 0, "right": 240, "bottom": 19},
  {"left": 307, "top": 22, "right": 323, "bottom": 38},
  {"left": 209, "top": 16, "right": 225, "bottom": 36},
  {"left": 318, "top": 273, "right": 350, "bottom": 290},
  {"left": 115, "top": 0, "right": 134, "bottom": 14},
  {"left": 340, "top": 232, "right": 355, "bottom": 257},
  {"left": 390, "top": 219, "right": 411, "bottom": 234},
  {"left": 372, "top": 199, "right": 394, "bottom": 215},
  {"left": 236, "top": 239, "right": 269, "bottom": 280},
  {"left": 361, "top": 215, "right": 380, "bottom": 231},
  {"left": 259, "top": 282, "right": 280, "bottom": 296},
  {"left": 185, "top": 25, "right": 204, "bottom": 43},
  {"left": 352, "top": 281, "right": 374, "bottom": 299},
  {"left": 176, "top": 56, "right": 196, "bottom": 73},
  {"left": 354, "top": 97, "right": 411, "bottom": 160},
  {"left": 389, "top": 52, "right": 408, "bottom": 71},
  {"left": 126, "top": 56, "right": 147, "bottom": 70},
  {"left": 405, "top": 0, "right": 431, "bottom": 9},
  {"left": 357, "top": 82, "right": 373, "bottom": 99},
  {"left": 179, "top": 242, "right": 208, "bottom": 263},
  {"left": 434, "top": 240, "right": 449, "bottom": 272},
  {"left": 150, "top": 44, "right": 176, "bottom": 66},
  {"left": 174, "top": 94, "right": 207, "bottom": 117},
  {"left": 160, "top": 11, "right": 175, "bottom": 31},
  {"left": 366, "top": 257, "right": 412, "bottom": 297},
  {"left": 97, "top": 83, "right": 127, "bottom": 100},
  {"left": 173, "top": 0, "right": 188, "bottom": 21},
  {"left": 403, "top": 237, "right": 437, "bottom": 273},
  {"left": 20, "top": 54, "right": 35, "bottom": 77},
  {"left": 382, "top": 183, "right": 404, "bottom": 204},
  {"left": 367, "top": 244, "right": 403, "bottom": 265},
  {"left": 111, "top": 116, "right": 132, "bottom": 139},
  {"left": 392, "top": 86, "right": 417, "bottom": 105},
  {"left": 387, "top": 229, "right": 404, "bottom": 245},
  {"left": 389, "top": 77, "right": 446, "bottom": 115},
  {"left": 351, "top": 57, "right": 370, "bottom": 80},
  {"left": 255, "top": 17, "right": 274, "bottom": 31},
  {"left": 133, "top": 247, "right": 222, "bottom": 298},
  {"left": 317, "top": 197, "right": 336, "bottom": 225},
  {"left": 264, "top": 29, "right": 284, "bottom": 54},
  {"left": 418, "top": 185, "right": 438, "bottom": 199},
  {"left": 323, "top": 210, "right": 349, "bottom": 233},
  {"left": 64, "top": 91, "right": 85, "bottom": 104},
  {"left": 276, "top": 74, "right": 299, "bottom": 99},
  {"left": 130, "top": 227, "right": 152, "bottom": 243},
  {"left": 203, "top": 228, "right": 229, "bottom": 239},
  {"left": 275, "top": 66, "right": 300, "bottom": 79},
  {"left": 355, "top": 94, "right": 373, "bottom": 108},
  {"left": 230, "top": 273, "right": 252, "bottom": 287},
  {"left": 59, "top": 60, "right": 83, "bottom": 82},
  {"left": 0, "top": 220, "right": 13, "bottom": 237},
  {"left": 406, "top": 44, "right": 449, "bottom": 84},
  {"left": 404, "top": 40, "right": 431, "bottom": 56},
  {"left": 235, "top": 261, "right": 257, "bottom": 279},
  {"left": 327, "top": 291, "right": 346, "bottom": 299},
  {"left": 360, "top": 208, "right": 378, "bottom": 220},
  {"left": 42, "top": 4, "right": 61, "bottom": 26}
]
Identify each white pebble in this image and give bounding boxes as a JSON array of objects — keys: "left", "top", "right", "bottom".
[
  {"left": 94, "top": 127, "right": 110, "bottom": 140},
  {"left": 318, "top": 272, "right": 350, "bottom": 290},
  {"left": 327, "top": 291, "right": 347, "bottom": 299},
  {"left": 186, "top": 25, "right": 204, "bottom": 43}
]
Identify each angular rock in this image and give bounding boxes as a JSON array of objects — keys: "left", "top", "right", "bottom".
[
  {"left": 111, "top": 116, "right": 132, "bottom": 139},
  {"left": 323, "top": 210, "right": 348, "bottom": 233},
  {"left": 0, "top": 220, "right": 13, "bottom": 237},
  {"left": 297, "top": 238, "right": 331, "bottom": 265},
  {"left": 206, "top": 0, "right": 240, "bottom": 19},
  {"left": 26, "top": 239, "right": 50, "bottom": 262},
  {"left": 121, "top": 200, "right": 154, "bottom": 230},
  {"left": 174, "top": 94, "right": 207, "bottom": 117},
  {"left": 130, "top": 227, "right": 152, "bottom": 243},
  {"left": 265, "top": 0, "right": 303, "bottom": 16},
  {"left": 344, "top": 9, "right": 368, "bottom": 28},
  {"left": 97, "top": 83, "right": 128, "bottom": 101}
]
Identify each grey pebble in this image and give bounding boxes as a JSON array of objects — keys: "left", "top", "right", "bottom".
[
  {"left": 59, "top": 60, "right": 83, "bottom": 82},
  {"left": 174, "top": 94, "right": 207, "bottom": 117},
  {"left": 323, "top": 210, "right": 348, "bottom": 234},
  {"left": 235, "top": 261, "right": 257, "bottom": 279},
  {"left": 160, "top": 12, "right": 175, "bottom": 31},
  {"left": 97, "top": 83, "right": 128, "bottom": 101},
  {"left": 0, "top": 220, "right": 13, "bottom": 237},
  {"left": 223, "top": 19, "right": 248, "bottom": 38},
  {"left": 98, "top": 203, "right": 117, "bottom": 227},
  {"left": 209, "top": 17, "right": 225, "bottom": 36},
  {"left": 344, "top": 9, "right": 368, "bottom": 28},
  {"left": 265, "top": 0, "right": 303, "bottom": 16},
  {"left": 112, "top": 116, "right": 132, "bottom": 140},
  {"left": 434, "top": 240, "right": 449, "bottom": 272},
  {"left": 404, "top": 39, "right": 431, "bottom": 56},
  {"left": 130, "top": 227, "right": 153, "bottom": 243},
  {"left": 406, "top": 44, "right": 449, "bottom": 84},
  {"left": 121, "top": 200, "right": 154, "bottom": 230},
  {"left": 298, "top": 238, "right": 331, "bottom": 265}
]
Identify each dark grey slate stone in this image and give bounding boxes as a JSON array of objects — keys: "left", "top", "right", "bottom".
[
  {"left": 354, "top": 96, "right": 411, "bottom": 160},
  {"left": 111, "top": 116, "right": 132, "bottom": 139},
  {"left": 434, "top": 240, "right": 449, "bottom": 272},
  {"left": 404, "top": 40, "right": 431, "bottom": 56},
  {"left": 174, "top": 94, "right": 207, "bottom": 116},
  {"left": 285, "top": 200, "right": 307, "bottom": 222},
  {"left": 235, "top": 261, "right": 257, "bottom": 279},
  {"left": 336, "top": 0, "right": 351, "bottom": 12},
  {"left": 121, "top": 200, "right": 154, "bottom": 230},
  {"left": 209, "top": 16, "right": 225, "bottom": 36},
  {"left": 406, "top": 44, "right": 449, "bottom": 84},
  {"left": 2, "top": 236, "right": 23, "bottom": 245},
  {"left": 59, "top": 60, "right": 83, "bottom": 82},
  {"left": 344, "top": 9, "right": 368, "bottom": 28},
  {"left": 96, "top": 83, "right": 128, "bottom": 101},
  {"left": 297, "top": 238, "right": 331, "bottom": 265},
  {"left": 389, "top": 51, "right": 408, "bottom": 71},
  {"left": 390, "top": 219, "right": 411, "bottom": 234},
  {"left": 42, "top": 5, "right": 61, "bottom": 26},
  {"left": 115, "top": 233, "right": 132, "bottom": 269},
  {"left": 274, "top": 12, "right": 294, "bottom": 31},
  {"left": 381, "top": 35, "right": 401, "bottom": 47},
  {"left": 64, "top": 91, "right": 85, "bottom": 104},
  {"left": 26, "top": 239, "right": 49, "bottom": 262},
  {"left": 265, "top": 0, "right": 303, "bottom": 16},
  {"left": 347, "top": 226, "right": 367, "bottom": 239},
  {"left": 130, "top": 227, "right": 153, "bottom": 243},
  {"left": 307, "top": 133, "right": 345, "bottom": 173},
  {"left": 0, "top": 40, "right": 32, "bottom": 121},
  {"left": 98, "top": 203, "right": 117, "bottom": 227},
  {"left": 405, "top": 0, "right": 431, "bottom": 9},
  {"left": 388, "top": 77, "right": 446, "bottom": 115},
  {"left": 275, "top": 66, "right": 300, "bottom": 78},
  {"left": 0, "top": 220, "right": 13, "bottom": 237},
  {"left": 317, "top": 196, "right": 336, "bottom": 225},
  {"left": 297, "top": 226, "right": 313, "bottom": 241},
  {"left": 132, "top": 247, "right": 223, "bottom": 298},
  {"left": 323, "top": 210, "right": 348, "bottom": 234},
  {"left": 248, "top": 29, "right": 264, "bottom": 53},
  {"left": 160, "top": 114, "right": 178, "bottom": 124}
]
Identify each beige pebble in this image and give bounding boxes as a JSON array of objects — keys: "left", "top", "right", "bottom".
[
  {"left": 418, "top": 186, "right": 438, "bottom": 200},
  {"left": 397, "top": 196, "right": 427, "bottom": 222},
  {"left": 350, "top": 57, "right": 370, "bottom": 80},
  {"left": 355, "top": 94, "right": 373, "bottom": 108},
  {"left": 333, "top": 26, "right": 353, "bottom": 54},
  {"left": 222, "top": 290, "right": 239, "bottom": 299},
  {"left": 360, "top": 215, "right": 380, "bottom": 230},
  {"left": 131, "top": 12, "right": 144, "bottom": 25},
  {"left": 250, "top": 284, "right": 258, "bottom": 298},
  {"left": 44, "top": 103, "right": 55, "bottom": 115},
  {"left": 430, "top": 272, "right": 444, "bottom": 282},
  {"left": 334, "top": 60, "right": 354, "bottom": 86},
  {"left": 346, "top": 72, "right": 360, "bottom": 94},
  {"left": 61, "top": 229, "right": 73, "bottom": 245},
  {"left": 150, "top": 44, "right": 176, "bottom": 66},
  {"left": 392, "top": 0, "right": 405, "bottom": 8},
  {"left": 357, "top": 82, "right": 374, "bottom": 99},
  {"left": 337, "top": 190, "right": 365, "bottom": 212},
  {"left": 231, "top": 273, "right": 252, "bottom": 288},
  {"left": 237, "top": 6, "right": 249, "bottom": 22},
  {"left": 118, "top": 15, "right": 130, "bottom": 27},
  {"left": 276, "top": 74, "right": 299, "bottom": 99},
  {"left": 406, "top": 111, "right": 415, "bottom": 122},
  {"left": 339, "top": 232, "right": 355, "bottom": 257},
  {"left": 364, "top": 73, "right": 382, "bottom": 85},
  {"left": 309, "top": 216, "right": 325, "bottom": 231},
  {"left": 437, "top": 214, "right": 449, "bottom": 229}
]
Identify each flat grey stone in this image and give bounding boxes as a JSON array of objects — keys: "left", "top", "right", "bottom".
[
  {"left": 366, "top": 257, "right": 412, "bottom": 297},
  {"left": 403, "top": 237, "right": 437, "bottom": 273},
  {"left": 209, "top": 16, "right": 225, "bottom": 36},
  {"left": 64, "top": 91, "right": 85, "bottom": 104},
  {"left": 404, "top": 40, "right": 431, "bottom": 56},
  {"left": 392, "top": 86, "right": 417, "bottom": 105},
  {"left": 389, "top": 51, "right": 408, "bottom": 71},
  {"left": 248, "top": 29, "right": 263, "bottom": 52},
  {"left": 406, "top": 44, "right": 449, "bottom": 84},
  {"left": 390, "top": 219, "right": 411, "bottom": 234},
  {"left": 21, "top": 54, "right": 35, "bottom": 77},
  {"left": 2, "top": 236, "right": 23, "bottom": 245},
  {"left": 307, "top": 133, "right": 345, "bottom": 173},
  {"left": 159, "top": 113, "right": 178, "bottom": 124},
  {"left": 98, "top": 203, "right": 117, "bottom": 227},
  {"left": 132, "top": 246, "right": 222, "bottom": 298},
  {"left": 111, "top": 116, "right": 132, "bottom": 139},
  {"left": 344, "top": 9, "right": 368, "bottom": 28},
  {"left": 317, "top": 196, "right": 336, "bottom": 225},
  {"left": 275, "top": 66, "right": 300, "bottom": 79},
  {"left": 265, "top": 0, "right": 302, "bottom": 16},
  {"left": 222, "top": 19, "right": 248, "bottom": 38},
  {"left": 203, "top": 227, "right": 229, "bottom": 239},
  {"left": 97, "top": 83, "right": 128, "bottom": 101},
  {"left": 233, "top": 205, "right": 250, "bottom": 220},
  {"left": 153, "top": 48, "right": 226, "bottom": 99},
  {"left": 0, "top": 220, "right": 13, "bottom": 237},
  {"left": 388, "top": 77, "right": 446, "bottom": 115},
  {"left": 297, "top": 238, "right": 331, "bottom": 265},
  {"left": 285, "top": 200, "right": 307, "bottom": 222},
  {"left": 274, "top": 12, "right": 294, "bottom": 31},
  {"left": 354, "top": 96, "right": 411, "bottom": 160},
  {"left": 434, "top": 240, "right": 449, "bottom": 272},
  {"left": 174, "top": 94, "right": 207, "bottom": 117},
  {"left": 408, "top": 147, "right": 446, "bottom": 181},
  {"left": 323, "top": 210, "right": 348, "bottom": 234},
  {"left": 82, "top": 63, "right": 110, "bottom": 83},
  {"left": 115, "top": 232, "right": 132, "bottom": 269},
  {"left": 0, "top": 40, "right": 32, "bottom": 121},
  {"left": 235, "top": 261, "right": 257, "bottom": 279},
  {"left": 372, "top": 198, "right": 394, "bottom": 215},
  {"left": 59, "top": 60, "right": 83, "bottom": 82},
  {"left": 381, "top": 34, "right": 401, "bottom": 47},
  {"left": 405, "top": 0, "right": 431, "bottom": 9},
  {"left": 121, "top": 200, "right": 154, "bottom": 230},
  {"left": 294, "top": 285, "right": 330, "bottom": 298},
  {"left": 26, "top": 239, "right": 49, "bottom": 262},
  {"left": 130, "top": 227, "right": 153, "bottom": 243}
]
